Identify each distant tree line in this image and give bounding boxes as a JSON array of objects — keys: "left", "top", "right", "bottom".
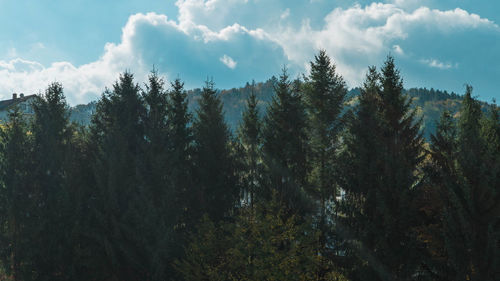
[{"left": 0, "top": 51, "right": 498, "bottom": 281}]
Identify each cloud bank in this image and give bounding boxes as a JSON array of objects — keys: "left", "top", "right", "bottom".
[{"left": 0, "top": 0, "right": 498, "bottom": 104}]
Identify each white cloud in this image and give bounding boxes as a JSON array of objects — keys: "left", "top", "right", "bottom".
[
  {"left": 421, "top": 58, "right": 457, "bottom": 70},
  {"left": 0, "top": 1, "right": 498, "bottom": 104},
  {"left": 220, "top": 54, "right": 237, "bottom": 69},
  {"left": 281, "top": 8, "right": 290, "bottom": 20},
  {"left": 389, "top": 0, "right": 427, "bottom": 10},
  {"left": 392, "top": 44, "right": 404, "bottom": 55},
  {"left": 271, "top": 3, "right": 498, "bottom": 84},
  {"left": 0, "top": 11, "right": 280, "bottom": 104}
]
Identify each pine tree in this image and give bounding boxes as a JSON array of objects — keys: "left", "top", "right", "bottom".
[
  {"left": 0, "top": 108, "right": 36, "bottom": 281},
  {"left": 262, "top": 68, "right": 311, "bottom": 215},
  {"left": 192, "top": 79, "right": 238, "bottom": 222},
  {"left": 64, "top": 123, "right": 97, "bottom": 281},
  {"left": 167, "top": 77, "right": 194, "bottom": 226},
  {"left": 430, "top": 86, "right": 500, "bottom": 281},
  {"left": 339, "top": 58, "right": 424, "bottom": 281},
  {"left": 304, "top": 50, "right": 347, "bottom": 264},
  {"left": 30, "top": 82, "right": 74, "bottom": 281},
  {"left": 338, "top": 66, "right": 384, "bottom": 280},
  {"left": 305, "top": 50, "right": 347, "bottom": 203},
  {"left": 237, "top": 81, "right": 262, "bottom": 209},
  {"left": 163, "top": 77, "right": 195, "bottom": 280},
  {"left": 176, "top": 196, "right": 348, "bottom": 281},
  {"left": 140, "top": 71, "right": 176, "bottom": 280},
  {"left": 88, "top": 72, "right": 149, "bottom": 280}
]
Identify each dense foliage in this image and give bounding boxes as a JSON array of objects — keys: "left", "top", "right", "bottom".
[{"left": 0, "top": 53, "right": 498, "bottom": 281}]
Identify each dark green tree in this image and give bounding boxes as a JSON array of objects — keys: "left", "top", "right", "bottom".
[
  {"left": 0, "top": 108, "right": 36, "bottom": 281},
  {"left": 305, "top": 50, "right": 347, "bottom": 204},
  {"left": 64, "top": 123, "right": 97, "bottom": 281},
  {"left": 304, "top": 50, "right": 347, "bottom": 265},
  {"left": 262, "top": 67, "right": 310, "bottom": 214},
  {"left": 429, "top": 86, "right": 500, "bottom": 281},
  {"left": 338, "top": 67, "right": 384, "bottom": 280},
  {"left": 30, "top": 83, "right": 74, "bottom": 281},
  {"left": 88, "top": 72, "right": 149, "bottom": 281},
  {"left": 237, "top": 81, "right": 263, "bottom": 210},
  {"left": 339, "top": 57, "right": 425, "bottom": 281},
  {"left": 140, "top": 71, "right": 177, "bottom": 280},
  {"left": 192, "top": 79, "right": 238, "bottom": 222},
  {"left": 176, "top": 196, "right": 348, "bottom": 281},
  {"left": 167, "top": 78, "right": 194, "bottom": 227}
]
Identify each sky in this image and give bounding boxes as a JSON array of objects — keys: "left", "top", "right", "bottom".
[{"left": 0, "top": 0, "right": 499, "bottom": 105}]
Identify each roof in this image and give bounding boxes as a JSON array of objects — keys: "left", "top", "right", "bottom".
[{"left": 0, "top": 94, "right": 37, "bottom": 111}]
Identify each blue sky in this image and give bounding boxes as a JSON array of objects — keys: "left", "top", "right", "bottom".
[{"left": 0, "top": 0, "right": 499, "bottom": 104}]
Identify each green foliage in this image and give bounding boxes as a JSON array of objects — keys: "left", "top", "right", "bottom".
[
  {"left": 88, "top": 72, "right": 151, "bottom": 280},
  {"left": 0, "top": 107, "right": 36, "bottom": 281},
  {"left": 193, "top": 79, "right": 239, "bottom": 222},
  {"left": 262, "top": 68, "right": 311, "bottom": 214},
  {"left": 305, "top": 50, "right": 347, "bottom": 201},
  {"left": 339, "top": 57, "right": 425, "bottom": 281},
  {"left": 0, "top": 56, "right": 497, "bottom": 281},
  {"left": 237, "top": 81, "right": 263, "bottom": 209},
  {"left": 167, "top": 78, "right": 195, "bottom": 232},
  {"left": 30, "top": 83, "right": 75, "bottom": 281},
  {"left": 304, "top": 51, "right": 347, "bottom": 262},
  {"left": 427, "top": 86, "right": 500, "bottom": 281},
  {"left": 176, "top": 197, "right": 348, "bottom": 281}
]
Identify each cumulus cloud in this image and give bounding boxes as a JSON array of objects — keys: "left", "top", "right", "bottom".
[
  {"left": 272, "top": 3, "right": 498, "bottom": 84},
  {"left": 392, "top": 45, "right": 404, "bottom": 55},
  {"left": 281, "top": 8, "right": 290, "bottom": 20},
  {"left": 0, "top": 11, "right": 286, "bottom": 104},
  {"left": 220, "top": 54, "right": 237, "bottom": 69},
  {"left": 0, "top": 1, "right": 498, "bottom": 104},
  {"left": 421, "top": 58, "right": 457, "bottom": 70}
]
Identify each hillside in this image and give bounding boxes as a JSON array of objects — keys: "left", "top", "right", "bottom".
[{"left": 69, "top": 79, "right": 485, "bottom": 139}]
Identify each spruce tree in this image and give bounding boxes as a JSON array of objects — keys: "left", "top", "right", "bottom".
[
  {"left": 305, "top": 50, "right": 346, "bottom": 203},
  {"left": 0, "top": 108, "right": 36, "bottom": 281},
  {"left": 140, "top": 71, "right": 176, "bottom": 280},
  {"left": 167, "top": 78, "right": 194, "bottom": 227},
  {"left": 338, "top": 67, "right": 384, "bottom": 280},
  {"left": 304, "top": 50, "right": 347, "bottom": 263},
  {"left": 64, "top": 123, "right": 97, "bottom": 281},
  {"left": 163, "top": 77, "right": 195, "bottom": 280},
  {"left": 88, "top": 72, "right": 149, "bottom": 280},
  {"left": 430, "top": 86, "right": 500, "bottom": 281},
  {"left": 262, "top": 68, "right": 310, "bottom": 215},
  {"left": 237, "top": 81, "right": 262, "bottom": 209},
  {"left": 192, "top": 79, "right": 238, "bottom": 222},
  {"left": 30, "top": 83, "right": 74, "bottom": 281},
  {"left": 339, "top": 58, "right": 424, "bottom": 281}
]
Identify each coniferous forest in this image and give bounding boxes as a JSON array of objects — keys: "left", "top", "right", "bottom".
[{"left": 0, "top": 52, "right": 498, "bottom": 281}]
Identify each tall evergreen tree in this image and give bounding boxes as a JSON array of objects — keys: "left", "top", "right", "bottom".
[
  {"left": 163, "top": 77, "right": 195, "bottom": 280},
  {"left": 339, "top": 57, "right": 424, "bottom": 281},
  {"left": 237, "top": 81, "right": 262, "bottom": 209},
  {"left": 305, "top": 50, "right": 347, "bottom": 204},
  {"left": 429, "top": 86, "right": 500, "bottom": 281},
  {"left": 304, "top": 50, "right": 347, "bottom": 264},
  {"left": 65, "top": 123, "right": 97, "bottom": 281},
  {"left": 0, "top": 108, "right": 36, "bottom": 281},
  {"left": 140, "top": 71, "right": 177, "bottom": 280},
  {"left": 30, "top": 83, "right": 74, "bottom": 281},
  {"left": 193, "top": 79, "right": 238, "bottom": 222},
  {"left": 167, "top": 78, "right": 194, "bottom": 226},
  {"left": 262, "top": 68, "right": 310, "bottom": 214},
  {"left": 338, "top": 67, "right": 384, "bottom": 280},
  {"left": 88, "top": 72, "right": 149, "bottom": 281}
]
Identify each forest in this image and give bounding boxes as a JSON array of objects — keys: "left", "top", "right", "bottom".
[{"left": 0, "top": 51, "right": 498, "bottom": 281}]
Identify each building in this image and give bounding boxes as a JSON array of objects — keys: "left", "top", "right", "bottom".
[{"left": 0, "top": 93, "right": 37, "bottom": 121}]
